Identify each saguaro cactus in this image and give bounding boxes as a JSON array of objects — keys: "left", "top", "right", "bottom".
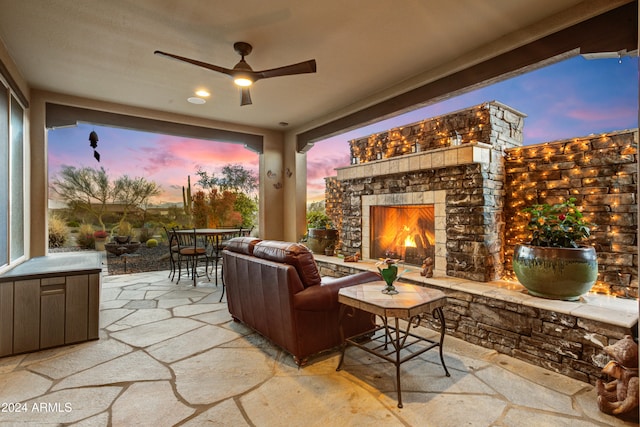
[{"left": 182, "top": 175, "right": 192, "bottom": 216}]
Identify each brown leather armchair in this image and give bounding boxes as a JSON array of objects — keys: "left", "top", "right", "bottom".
[{"left": 222, "top": 237, "right": 380, "bottom": 365}]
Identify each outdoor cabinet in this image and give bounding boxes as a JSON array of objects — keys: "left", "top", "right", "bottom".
[
  {"left": 0, "top": 281, "right": 15, "bottom": 357},
  {"left": 0, "top": 253, "right": 102, "bottom": 357}
]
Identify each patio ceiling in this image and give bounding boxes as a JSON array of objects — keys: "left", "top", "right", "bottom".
[{"left": 0, "top": 0, "right": 630, "bottom": 134}]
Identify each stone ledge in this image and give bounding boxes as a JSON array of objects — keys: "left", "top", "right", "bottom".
[{"left": 315, "top": 255, "right": 637, "bottom": 329}]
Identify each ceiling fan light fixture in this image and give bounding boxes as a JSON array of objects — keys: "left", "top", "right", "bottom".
[
  {"left": 187, "top": 97, "right": 206, "bottom": 104},
  {"left": 155, "top": 41, "right": 317, "bottom": 106},
  {"left": 233, "top": 76, "right": 253, "bottom": 87}
]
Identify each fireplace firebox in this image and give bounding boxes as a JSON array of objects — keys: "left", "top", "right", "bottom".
[{"left": 370, "top": 205, "right": 435, "bottom": 266}]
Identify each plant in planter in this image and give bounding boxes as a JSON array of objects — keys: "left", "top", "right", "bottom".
[
  {"left": 112, "top": 220, "right": 134, "bottom": 244},
  {"left": 513, "top": 197, "right": 598, "bottom": 300},
  {"left": 305, "top": 211, "right": 338, "bottom": 255},
  {"left": 93, "top": 229, "right": 109, "bottom": 251}
]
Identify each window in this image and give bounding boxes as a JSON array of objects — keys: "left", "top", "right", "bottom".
[
  {"left": 0, "top": 82, "right": 8, "bottom": 267},
  {"left": 10, "top": 96, "right": 24, "bottom": 262},
  {"left": 0, "top": 78, "right": 25, "bottom": 270}
]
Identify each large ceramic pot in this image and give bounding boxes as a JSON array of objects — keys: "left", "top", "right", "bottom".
[
  {"left": 305, "top": 228, "right": 338, "bottom": 255},
  {"left": 512, "top": 244, "right": 598, "bottom": 301}
]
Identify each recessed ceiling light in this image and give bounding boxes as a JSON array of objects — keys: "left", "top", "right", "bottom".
[
  {"left": 187, "top": 97, "right": 206, "bottom": 105},
  {"left": 195, "top": 89, "right": 210, "bottom": 97}
]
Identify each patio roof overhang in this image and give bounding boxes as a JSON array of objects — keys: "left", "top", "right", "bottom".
[
  {"left": 46, "top": 103, "right": 264, "bottom": 154},
  {"left": 296, "top": 1, "right": 638, "bottom": 152}
]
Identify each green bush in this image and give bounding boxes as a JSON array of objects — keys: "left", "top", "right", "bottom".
[
  {"left": 66, "top": 220, "right": 80, "bottom": 228},
  {"left": 48, "top": 214, "right": 69, "bottom": 248},
  {"left": 306, "top": 210, "right": 333, "bottom": 229},
  {"left": 76, "top": 224, "right": 96, "bottom": 249},
  {"left": 146, "top": 238, "right": 158, "bottom": 248}
]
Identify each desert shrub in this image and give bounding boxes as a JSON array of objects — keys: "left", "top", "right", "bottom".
[
  {"left": 76, "top": 224, "right": 96, "bottom": 249},
  {"left": 66, "top": 220, "right": 80, "bottom": 227},
  {"left": 146, "top": 238, "right": 158, "bottom": 248},
  {"left": 48, "top": 214, "right": 69, "bottom": 248},
  {"left": 138, "top": 225, "right": 157, "bottom": 243},
  {"left": 116, "top": 221, "right": 133, "bottom": 237}
]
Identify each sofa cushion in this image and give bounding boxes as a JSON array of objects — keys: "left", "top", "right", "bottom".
[
  {"left": 253, "top": 240, "right": 321, "bottom": 288},
  {"left": 225, "top": 237, "right": 262, "bottom": 255}
]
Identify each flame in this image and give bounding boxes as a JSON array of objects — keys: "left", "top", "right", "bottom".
[
  {"left": 402, "top": 225, "right": 417, "bottom": 247},
  {"left": 404, "top": 235, "right": 416, "bottom": 247}
]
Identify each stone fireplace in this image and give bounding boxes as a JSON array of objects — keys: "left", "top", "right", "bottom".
[
  {"left": 328, "top": 101, "right": 524, "bottom": 282},
  {"left": 325, "top": 101, "right": 638, "bottom": 297}
]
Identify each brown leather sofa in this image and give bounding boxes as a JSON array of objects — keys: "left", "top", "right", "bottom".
[{"left": 222, "top": 237, "right": 380, "bottom": 365}]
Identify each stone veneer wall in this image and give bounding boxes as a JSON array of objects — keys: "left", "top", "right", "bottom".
[
  {"left": 316, "top": 260, "right": 636, "bottom": 385},
  {"left": 504, "top": 130, "right": 639, "bottom": 298},
  {"left": 328, "top": 101, "right": 525, "bottom": 281},
  {"left": 326, "top": 101, "right": 638, "bottom": 296}
]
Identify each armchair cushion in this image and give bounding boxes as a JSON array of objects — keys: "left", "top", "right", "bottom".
[{"left": 225, "top": 237, "right": 261, "bottom": 255}]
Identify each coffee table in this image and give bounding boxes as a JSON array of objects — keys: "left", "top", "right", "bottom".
[{"left": 336, "top": 281, "right": 450, "bottom": 408}]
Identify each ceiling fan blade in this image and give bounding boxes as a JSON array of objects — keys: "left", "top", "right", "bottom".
[
  {"left": 256, "top": 59, "right": 317, "bottom": 79},
  {"left": 154, "top": 50, "right": 233, "bottom": 77},
  {"left": 240, "top": 88, "right": 252, "bottom": 106}
]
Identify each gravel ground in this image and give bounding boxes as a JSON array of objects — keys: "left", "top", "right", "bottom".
[
  {"left": 51, "top": 243, "right": 172, "bottom": 275},
  {"left": 105, "top": 243, "right": 172, "bottom": 275}
]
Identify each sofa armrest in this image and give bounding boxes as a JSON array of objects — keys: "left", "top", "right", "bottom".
[{"left": 293, "top": 271, "right": 381, "bottom": 311}]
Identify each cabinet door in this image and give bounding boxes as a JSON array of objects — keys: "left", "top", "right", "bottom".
[
  {"left": 13, "top": 279, "right": 40, "bottom": 353},
  {"left": 0, "top": 282, "right": 13, "bottom": 356},
  {"left": 66, "top": 275, "right": 89, "bottom": 343},
  {"left": 40, "top": 284, "right": 66, "bottom": 349},
  {"left": 87, "top": 273, "right": 100, "bottom": 340}
]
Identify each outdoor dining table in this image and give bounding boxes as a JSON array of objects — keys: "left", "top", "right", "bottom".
[{"left": 174, "top": 228, "right": 242, "bottom": 287}]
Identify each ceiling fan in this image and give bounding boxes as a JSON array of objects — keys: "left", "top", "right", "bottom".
[{"left": 154, "top": 41, "right": 317, "bottom": 106}]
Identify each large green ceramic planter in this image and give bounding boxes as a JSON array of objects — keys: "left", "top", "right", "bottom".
[
  {"left": 512, "top": 244, "right": 598, "bottom": 301},
  {"left": 305, "top": 228, "right": 338, "bottom": 255}
]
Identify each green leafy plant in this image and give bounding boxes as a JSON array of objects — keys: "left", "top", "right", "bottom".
[
  {"left": 306, "top": 211, "right": 334, "bottom": 229},
  {"left": 146, "top": 238, "right": 158, "bottom": 248},
  {"left": 522, "top": 197, "right": 594, "bottom": 248}
]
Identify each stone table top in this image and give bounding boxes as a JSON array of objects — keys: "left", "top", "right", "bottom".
[{"left": 338, "top": 281, "right": 446, "bottom": 318}]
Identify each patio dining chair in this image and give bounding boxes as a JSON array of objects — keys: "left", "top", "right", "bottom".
[
  {"left": 208, "top": 229, "right": 241, "bottom": 283},
  {"left": 213, "top": 226, "right": 256, "bottom": 302},
  {"left": 163, "top": 226, "right": 180, "bottom": 281},
  {"left": 175, "top": 228, "right": 210, "bottom": 286}
]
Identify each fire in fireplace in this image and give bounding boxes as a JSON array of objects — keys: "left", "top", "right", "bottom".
[{"left": 370, "top": 205, "right": 435, "bottom": 266}]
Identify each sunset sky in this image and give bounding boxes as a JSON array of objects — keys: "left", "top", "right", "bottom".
[{"left": 48, "top": 55, "right": 637, "bottom": 204}]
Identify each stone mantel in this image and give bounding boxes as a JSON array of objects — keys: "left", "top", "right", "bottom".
[{"left": 335, "top": 142, "right": 493, "bottom": 181}]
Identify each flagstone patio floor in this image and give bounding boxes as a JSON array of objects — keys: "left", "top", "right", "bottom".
[{"left": 0, "top": 264, "right": 636, "bottom": 426}]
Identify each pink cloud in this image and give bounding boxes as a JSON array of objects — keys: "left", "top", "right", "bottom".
[{"left": 565, "top": 105, "right": 637, "bottom": 125}]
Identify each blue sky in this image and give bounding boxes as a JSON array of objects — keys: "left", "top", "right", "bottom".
[
  {"left": 49, "top": 55, "right": 637, "bottom": 203},
  {"left": 306, "top": 55, "right": 638, "bottom": 200}
]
